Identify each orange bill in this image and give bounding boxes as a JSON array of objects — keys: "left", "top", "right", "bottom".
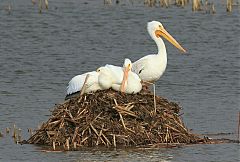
[
  {"left": 155, "top": 28, "right": 186, "bottom": 53},
  {"left": 120, "top": 64, "right": 131, "bottom": 92}
]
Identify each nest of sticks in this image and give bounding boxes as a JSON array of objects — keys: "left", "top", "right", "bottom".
[{"left": 27, "top": 89, "right": 205, "bottom": 150}]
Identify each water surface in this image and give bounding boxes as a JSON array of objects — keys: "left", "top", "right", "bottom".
[{"left": 0, "top": 0, "right": 239, "bottom": 161}]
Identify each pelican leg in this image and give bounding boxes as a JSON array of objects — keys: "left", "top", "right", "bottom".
[
  {"left": 153, "top": 83, "right": 156, "bottom": 114},
  {"left": 141, "top": 81, "right": 157, "bottom": 115}
]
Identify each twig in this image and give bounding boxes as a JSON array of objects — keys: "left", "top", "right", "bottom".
[
  {"left": 6, "top": 127, "right": 10, "bottom": 134},
  {"left": 113, "top": 134, "right": 116, "bottom": 147},
  {"left": 119, "top": 113, "right": 126, "bottom": 130},
  {"left": 114, "top": 105, "right": 138, "bottom": 118},
  {"left": 18, "top": 129, "right": 22, "bottom": 142},
  {"left": 90, "top": 123, "right": 107, "bottom": 146},
  {"left": 113, "top": 99, "right": 118, "bottom": 106},
  {"left": 124, "top": 104, "right": 134, "bottom": 111},
  {"left": 165, "top": 127, "right": 169, "bottom": 145},
  {"left": 73, "top": 142, "right": 77, "bottom": 149},
  {"left": 12, "top": 124, "right": 17, "bottom": 139},
  {"left": 66, "top": 138, "right": 70, "bottom": 150},
  {"left": 90, "top": 123, "right": 99, "bottom": 136},
  {"left": 53, "top": 141, "right": 56, "bottom": 150},
  {"left": 81, "top": 136, "right": 89, "bottom": 143},
  {"left": 76, "top": 108, "right": 86, "bottom": 118},
  {"left": 80, "top": 74, "right": 90, "bottom": 96},
  {"left": 39, "top": 0, "right": 43, "bottom": 13},
  {"left": 44, "top": 0, "right": 48, "bottom": 9},
  {"left": 101, "top": 132, "right": 111, "bottom": 146},
  {"left": 126, "top": 127, "right": 135, "bottom": 134},
  {"left": 96, "top": 125, "right": 104, "bottom": 146},
  {"left": 72, "top": 127, "right": 79, "bottom": 144}
]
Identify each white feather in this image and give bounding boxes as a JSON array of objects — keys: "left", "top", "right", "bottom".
[
  {"left": 66, "top": 71, "right": 100, "bottom": 95},
  {"left": 104, "top": 59, "right": 142, "bottom": 94},
  {"left": 132, "top": 20, "right": 185, "bottom": 82}
]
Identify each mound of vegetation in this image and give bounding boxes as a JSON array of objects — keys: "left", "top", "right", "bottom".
[{"left": 27, "top": 89, "right": 205, "bottom": 150}]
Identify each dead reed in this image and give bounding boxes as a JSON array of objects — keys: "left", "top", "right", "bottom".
[
  {"left": 160, "top": 0, "right": 170, "bottom": 7},
  {"left": 192, "top": 0, "right": 201, "bottom": 11},
  {"left": 36, "top": 0, "right": 48, "bottom": 13},
  {"left": 144, "top": 0, "right": 157, "bottom": 7},
  {"left": 38, "top": 0, "right": 43, "bottom": 13},
  {"left": 104, "top": 0, "right": 112, "bottom": 5},
  {"left": 211, "top": 3, "right": 216, "bottom": 14},
  {"left": 226, "top": 0, "right": 233, "bottom": 12},
  {"left": 175, "top": 0, "right": 189, "bottom": 7},
  {"left": 45, "top": 0, "right": 49, "bottom": 9}
]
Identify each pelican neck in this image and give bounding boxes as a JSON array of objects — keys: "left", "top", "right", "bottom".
[{"left": 155, "top": 37, "right": 167, "bottom": 57}]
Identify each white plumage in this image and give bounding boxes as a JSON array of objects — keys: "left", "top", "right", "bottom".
[
  {"left": 66, "top": 59, "right": 142, "bottom": 96},
  {"left": 66, "top": 21, "right": 186, "bottom": 96},
  {"left": 98, "top": 58, "right": 142, "bottom": 94},
  {"left": 132, "top": 21, "right": 186, "bottom": 83},
  {"left": 66, "top": 71, "right": 100, "bottom": 95}
]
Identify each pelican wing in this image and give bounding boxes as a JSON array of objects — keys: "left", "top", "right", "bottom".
[
  {"left": 124, "top": 71, "right": 142, "bottom": 94},
  {"left": 129, "top": 71, "right": 141, "bottom": 81},
  {"left": 132, "top": 54, "right": 165, "bottom": 82},
  {"left": 132, "top": 55, "right": 153, "bottom": 75},
  {"left": 105, "top": 64, "right": 124, "bottom": 84},
  {"left": 66, "top": 71, "right": 98, "bottom": 95}
]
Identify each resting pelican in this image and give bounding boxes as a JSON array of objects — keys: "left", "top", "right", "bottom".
[
  {"left": 66, "top": 71, "right": 101, "bottom": 96},
  {"left": 98, "top": 58, "right": 142, "bottom": 94},
  {"left": 66, "top": 59, "right": 141, "bottom": 99},
  {"left": 120, "top": 59, "right": 142, "bottom": 93},
  {"left": 132, "top": 21, "right": 186, "bottom": 83}
]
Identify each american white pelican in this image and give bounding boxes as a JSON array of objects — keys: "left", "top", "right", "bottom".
[
  {"left": 97, "top": 58, "right": 142, "bottom": 94},
  {"left": 66, "top": 70, "right": 114, "bottom": 100},
  {"left": 132, "top": 21, "right": 186, "bottom": 83},
  {"left": 66, "top": 58, "right": 141, "bottom": 98},
  {"left": 66, "top": 71, "right": 101, "bottom": 96},
  {"left": 120, "top": 59, "right": 142, "bottom": 94}
]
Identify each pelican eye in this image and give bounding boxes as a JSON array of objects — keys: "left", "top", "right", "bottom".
[{"left": 96, "top": 69, "right": 100, "bottom": 72}]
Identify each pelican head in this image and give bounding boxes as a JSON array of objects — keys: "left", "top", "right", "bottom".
[
  {"left": 96, "top": 67, "right": 112, "bottom": 89},
  {"left": 147, "top": 21, "right": 186, "bottom": 53},
  {"left": 123, "top": 58, "right": 132, "bottom": 70}
]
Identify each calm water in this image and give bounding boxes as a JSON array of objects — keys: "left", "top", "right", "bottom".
[{"left": 0, "top": 0, "right": 239, "bottom": 161}]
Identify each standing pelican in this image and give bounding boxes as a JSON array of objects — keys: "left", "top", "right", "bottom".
[{"left": 132, "top": 21, "right": 186, "bottom": 83}]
